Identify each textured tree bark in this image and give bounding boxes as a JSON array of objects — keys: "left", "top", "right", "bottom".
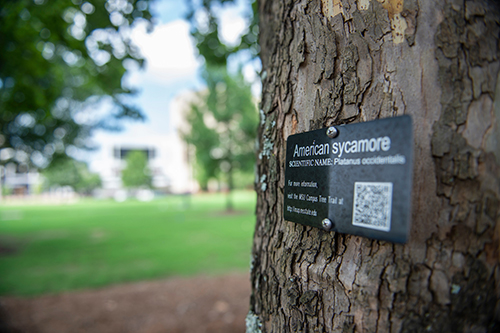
[{"left": 249, "top": 0, "right": 500, "bottom": 332}]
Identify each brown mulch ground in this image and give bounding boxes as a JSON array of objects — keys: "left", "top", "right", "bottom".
[{"left": 0, "top": 273, "right": 251, "bottom": 333}]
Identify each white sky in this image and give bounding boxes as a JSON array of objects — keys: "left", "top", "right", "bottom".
[{"left": 125, "top": 20, "right": 200, "bottom": 87}]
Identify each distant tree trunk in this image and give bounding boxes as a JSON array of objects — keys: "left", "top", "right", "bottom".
[
  {"left": 227, "top": 163, "right": 234, "bottom": 211},
  {"left": 249, "top": 0, "right": 500, "bottom": 332},
  {"left": 0, "top": 166, "right": 3, "bottom": 202},
  {"left": 227, "top": 127, "right": 234, "bottom": 211}
]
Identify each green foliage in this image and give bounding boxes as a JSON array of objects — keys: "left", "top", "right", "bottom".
[
  {"left": 186, "top": 0, "right": 259, "bottom": 68},
  {"left": 184, "top": 0, "right": 260, "bottom": 205},
  {"left": 1, "top": 186, "right": 13, "bottom": 196},
  {"left": 43, "top": 156, "right": 101, "bottom": 194},
  {"left": 233, "top": 168, "right": 255, "bottom": 189},
  {"left": 183, "top": 68, "right": 258, "bottom": 201},
  {"left": 0, "top": 191, "right": 256, "bottom": 296},
  {"left": 0, "top": 0, "right": 154, "bottom": 168},
  {"left": 121, "top": 150, "right": 151, "bottom": 188}
]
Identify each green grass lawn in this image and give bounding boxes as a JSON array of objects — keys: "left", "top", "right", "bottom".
[{"left": 0, "top": 191, "right": 256, "bottom": 296}]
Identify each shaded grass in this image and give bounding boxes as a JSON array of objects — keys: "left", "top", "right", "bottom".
[{"left": 0, "top": 191, "right": 256, "bottom": 296}]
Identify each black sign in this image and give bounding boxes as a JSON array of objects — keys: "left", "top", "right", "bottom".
[{"left": 284, "top": 116, "right": 413, "bottom": 243}]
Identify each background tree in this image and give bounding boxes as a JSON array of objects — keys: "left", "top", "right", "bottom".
[
  {"left": 182, "top": 92, "right": 221, "bottom": 191},
  {"left": 43, "top": 156, "right": 101, "bottom": 194},
  {"left": 249, "top": 0, "right": 500, "bottom": 332},
  {"left": 0, "top": 0, "right": 154, "bottom": 168},
  {"left": 184, "top": 0, "right": 260, "bottom": 209},
  {"left": 186, "top": 0, "right": 259, "bottom": 68},
  {"left": 183, "top": 68, "right": 258, "bottom": 210},
  {"left": 121, "top": 150, "right": 151, "bottom": 188}
]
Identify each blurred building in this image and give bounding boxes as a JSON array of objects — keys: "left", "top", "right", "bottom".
[
  {"left": 91, "top": 135, "right": 193, "bottom": 195},
  {"left": 0, "top": 163, "right": 41, "bottom": 196},
  {"left": 89, "top": 91, "right": 198, "bottom": 196}
]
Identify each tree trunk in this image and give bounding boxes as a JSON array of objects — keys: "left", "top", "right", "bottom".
[
  {"left": 227, "top": 163, "right": 234, "bottom": 211},
  {"left": 249, "top": 0, "right": 500, "bottom": 332}
]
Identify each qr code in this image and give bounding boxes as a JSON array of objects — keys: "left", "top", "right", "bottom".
[{"left": 352, "top": 182, "right": 393, "bottom": 232}]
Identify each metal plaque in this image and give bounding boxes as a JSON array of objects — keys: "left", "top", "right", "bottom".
[{"left": 284, "top": 116, "right": 413, "bottom": 243}]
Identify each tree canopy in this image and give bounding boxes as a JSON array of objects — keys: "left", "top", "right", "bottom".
[
  {"left": 0, "top": 0, "right": 154, "bottom": 168},
  {"left": 43, "top": 156, "right": 101, "bottom": 194},
  {"left": 184, "top": 68, "right": 258, "bottom": 188},
  {"left": 185, "top": 0, "right": 259, "bottom": 68},
  {"left": 121, "top": 150, "right": 151, "bottom": 188},
  {"left": 183, "top": 0, "right": 260, "bottom": 207}
]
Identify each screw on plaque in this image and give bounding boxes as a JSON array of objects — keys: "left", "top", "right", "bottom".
[
  {"left": 326, "top": 126, "right": 339, "bottom": 138},
  {"left": 322, "top": 218, "right": 333, "bottom": 231}
]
